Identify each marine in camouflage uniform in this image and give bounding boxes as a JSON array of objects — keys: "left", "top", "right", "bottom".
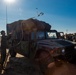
[{"left": 1, "top": 30, "right": 7, "bottom": 69}]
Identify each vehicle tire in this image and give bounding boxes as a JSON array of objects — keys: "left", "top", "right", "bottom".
[
  {"left": 35, "top": 50, "right": 54, "bottom": 73},
  {"left": 65, "top": 53, "right": 74, "bottom": 63}
]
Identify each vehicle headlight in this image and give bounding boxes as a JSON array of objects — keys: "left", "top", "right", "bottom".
[{"left": 62, "top": 49, "right": 65, "bottom": 53}]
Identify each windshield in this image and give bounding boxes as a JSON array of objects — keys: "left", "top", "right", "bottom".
[
  {"left": 36, "top": 31, "right": 45, "bottom": 39},
  {"left": 31, "top": 31, "right": 45, "bottom": 40},
  {"left": 31, "top": 31, "right": 57, "bottom": 40},
  {"left": 46, "top": 31, "right": 57, "bottom": 39}
]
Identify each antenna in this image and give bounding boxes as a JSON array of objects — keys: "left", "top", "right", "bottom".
[
  {"left": 36, "top": 8, "right": 44, "bottom": 17},
  {"left": 31, "top": 8, "right": 44, "bottom": 19},
  {"left": 36, "top": 8, "right": 38, "bottom": 16}
]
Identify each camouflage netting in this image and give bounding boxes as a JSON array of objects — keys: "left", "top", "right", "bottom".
[
  {"left": 6, "top": 18, "right": 51, "bottom": 57},
  {"left": 21, "top": 18, "right": 51, "bottom": 31},
  {"left": 7, "top": 18, "right": 51, "bottom": 34}
]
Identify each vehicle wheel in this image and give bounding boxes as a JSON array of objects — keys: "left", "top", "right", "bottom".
[
  {"left": 35, "top": 50, "right": 54, "bottom": 73},
  {"left": 65, "top": 53, "right": 74, "bottom": 63},
  {"left": 54, "top": 57, "right": 62, "bottom": 67}
]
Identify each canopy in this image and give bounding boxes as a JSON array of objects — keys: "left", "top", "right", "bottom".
[{"left": 7, "top": 18, "right": 51, "bottom": 34}]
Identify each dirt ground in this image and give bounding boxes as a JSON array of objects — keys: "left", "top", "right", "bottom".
[
  {"left": 1, "top": 53, "right": 76, "bottom": 75},
  {"left": 45, "top": 61, "right": 76, "bottom": 75}
]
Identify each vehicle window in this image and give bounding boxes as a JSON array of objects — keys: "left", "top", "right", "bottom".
[
  {"left": 36, "top": 31, "right": 45, "bottom": 39},
  {"left": 59, "top": 32, "right": 64, "bottom": 39},
  {"left": 60, "top": 33, "right": 63, "bottom": 36},
  {"left": 46, "top": 32, "right": 57, "bottom": 39}
]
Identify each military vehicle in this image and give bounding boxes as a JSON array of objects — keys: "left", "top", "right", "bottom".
[
  {"left": 45, "top": 30, "right": 76, "bottom": 62},
  {"left": 6, "top": 18, "right": 54, "bottom": 69},
  {"left": 6, "top": 18, "right": 76, "bottom": 68}
]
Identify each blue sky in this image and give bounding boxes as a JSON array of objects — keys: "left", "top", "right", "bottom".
[{"left": 0, "top": 0, "right": 76, "bottom": 33}]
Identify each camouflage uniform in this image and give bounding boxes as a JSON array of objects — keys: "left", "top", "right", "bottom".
[{"left": 1, "top": 30, "right": 7, "bottom": 68}]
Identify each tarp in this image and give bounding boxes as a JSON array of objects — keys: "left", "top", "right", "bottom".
[
  {"left": 22, "top": 18, "right": 51, "bottom": 31},
  {"left": 7, "top": 18, "right": 51, "bottom": 34}
]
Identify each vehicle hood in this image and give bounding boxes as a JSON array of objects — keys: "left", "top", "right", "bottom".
[
  {"left": 54, "top": 39, "right": 74, "bottom": 46},
  {"left": 37, "top": 39, "right": 63, "bottom": 49},
  {"left": 37, "top": 39, "right": 74, "bottom": 49}
]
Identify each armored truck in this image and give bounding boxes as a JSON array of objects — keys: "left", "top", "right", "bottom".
[
  {"left": 7, "top": 18, "right": 54, "bottom": 68},
  {"left": 7, "top": 18, "right": 76, "bottom": 67}
]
